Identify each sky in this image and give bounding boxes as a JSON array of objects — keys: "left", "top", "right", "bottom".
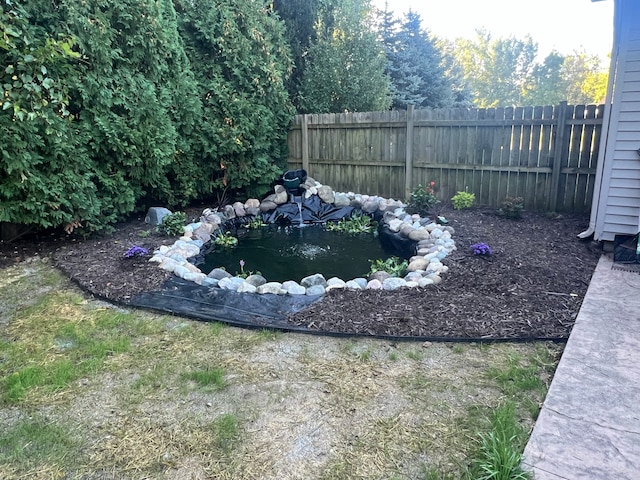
[{"left": 372, "top": 0, "right": 614, "bottom": 66}]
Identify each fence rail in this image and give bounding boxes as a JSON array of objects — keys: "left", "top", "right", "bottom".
[{"left": 286, "top": 102, "right": 605, "bottom": 213}]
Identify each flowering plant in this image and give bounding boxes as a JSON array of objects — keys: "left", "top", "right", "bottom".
[
  {"left": 470, "top": 242, "right": 492, "bottom": 256},
  {"left": 407, "top": 182, "right": 440, "bottom": 216},
  {"left": 124, "top": 245, "right": 149, "bottom": 258},
  {"left": 236, "top": 259, "right": 260, "bottom": 278}
]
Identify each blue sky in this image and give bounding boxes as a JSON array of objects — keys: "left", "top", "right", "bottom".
[{"left": 373, "top": 0, "right": 614, "bottom": 65}]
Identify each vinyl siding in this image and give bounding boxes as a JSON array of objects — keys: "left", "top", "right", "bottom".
[{"left": 596, "top": 0, "right": 640, "bottom": 241}]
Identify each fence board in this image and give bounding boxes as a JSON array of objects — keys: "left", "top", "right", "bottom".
[{"left": 288, "top": 103, "right": 604, "bottom": 213}]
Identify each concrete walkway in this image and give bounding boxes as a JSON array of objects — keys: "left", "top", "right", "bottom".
[{"left": 523, "top": 254, "right": 640, "bottom": 479}]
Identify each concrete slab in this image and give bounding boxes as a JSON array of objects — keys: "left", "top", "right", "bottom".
[{"left": 523, "top": 255, "right": 640, "bottom": 480}]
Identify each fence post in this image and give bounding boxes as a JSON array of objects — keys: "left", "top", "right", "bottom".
[
  {"left": 549, "top": 101, "right": 568, "bottom": 211},
  {"left": 301, "top": 114, "right": 310, "bottom": 175},
  {"left": 404, "top": 105, "right": 414, "bottom": 200}
]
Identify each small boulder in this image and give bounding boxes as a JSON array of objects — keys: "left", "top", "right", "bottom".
[
  {"left": 145, "top": 207, "right": 172, "bottom": 226},
  {"left": 301, "top": 273, "right": 327, "bottom": 288}
]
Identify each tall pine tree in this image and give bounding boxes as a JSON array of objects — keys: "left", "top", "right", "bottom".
[{"left": 384, "top": 10, "right": 454, "bottom": 109}]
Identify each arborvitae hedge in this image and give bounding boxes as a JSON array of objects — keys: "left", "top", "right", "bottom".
[{"left": 0, "top": 0, "right": 293, "bottom": 233}]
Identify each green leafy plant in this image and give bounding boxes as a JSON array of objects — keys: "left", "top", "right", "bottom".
[
  {"left": 407, "top": 182, "right": 440, "bottom": 216},
  {"left": 157, "top": 212, "right": 187, "bottom": 237},
  {"left": 499, "top": 197, "right": 525, "bottom": 219},
  {"left": 214, "top": 232, "right": 238, "bottom": 248},
  {"left": 368, "top": 257, "right": 408, "bottom": 277},
  {"left": 451, "top": 191, "right": 476, "bottom": 210},
  {"left": 246, "top": 217, "right": 266, "bottom": 229},
  {"left": 326, "top": 213, "right": 377, "bottom": 234}
]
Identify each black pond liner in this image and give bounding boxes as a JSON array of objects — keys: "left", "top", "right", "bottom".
[
  {"left": 128, "top": 195, "right": 568, "bottom": 343},
  {"left": 129, "top": 279, "right": 567, "bottom": 343}
]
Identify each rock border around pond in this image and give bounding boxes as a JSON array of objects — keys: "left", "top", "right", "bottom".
[{"left": 149, "top": 177, "right": 457, "bottom": 295}]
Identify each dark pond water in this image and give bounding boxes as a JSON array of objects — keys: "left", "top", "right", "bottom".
[{"left": 200, "top": 225, "right": 400, "bottom": 283}]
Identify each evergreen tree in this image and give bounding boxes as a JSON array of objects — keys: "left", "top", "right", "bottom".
[
  {"left": 385, "top": 10, "right": 454, "bottom": 109},
  {"left": 272, "top": 0, "right": 320, "bottom": 111},
  {"left": 299, "top": 0, "right": 391, "bottom": 113},
  {"left": 175, "top": 0, "right": 294, "bottom": 198}
]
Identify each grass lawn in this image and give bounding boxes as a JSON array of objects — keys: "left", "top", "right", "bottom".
[{"left": 0, "top": 258, "right": 559, "bottom": 479}]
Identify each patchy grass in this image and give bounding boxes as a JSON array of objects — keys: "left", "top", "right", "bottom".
[{"left": 0, "top": 259, "right": 562, "bottom": 479}]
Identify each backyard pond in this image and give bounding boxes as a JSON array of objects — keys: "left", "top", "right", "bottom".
[{"left": 199, "top": 224, "right": 402, "bottom": 283}]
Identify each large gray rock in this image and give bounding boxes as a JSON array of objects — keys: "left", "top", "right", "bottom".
[
  {"left": 256, "top": 282, "right": 286, "bottom": 295},
  {"left": 245, "top": 274, "right": 267, "bottom": 287},
  {"left": 361, "top": 198, "right": 379, "bottom": 213},
  {"left": 222, "top": 205, "right": 236, "bottom": 220},
  {"left": 408, "top": 229, "right": 430, "bottom": 241},
  {"left": 233, "top": 201, "right": 246, "bottom": 217},
  {"left": 282, "top": 280, "right": 306, "bottom": 295},
  {"left": 317, "top": 185, "right": 335, "bottom": 204},
  {"left": 368, "top": 270, "right": 391, "bottom": 283},
  {"left": 383, "top": 277, "right": 407, "bottom": 290},
  {"left": 260, "top": 200, "right": 277, "bottom": 212},
  {"left": 334, "top": 192, "right": 351, "bottom": 207},
  {"left": 306, "top": 284, "right": 325, "bottom": 295},
  {"left": 244, "top": 198, "right": 260, "bottom": 209},
  {"left": 301, "top": 273, "right": 327, "bottom": 288},
  {"left": 274, "top": 185, "right": 289, "bottom": 205},
  {"left": 207, "top": 268, "right": 232, "bottom": 280},
  {"left": 407, "top": 258, "right": 429, "bottom": 272},
  {"left": 145, "top": 207, "right": 172, "bottom": 226}
]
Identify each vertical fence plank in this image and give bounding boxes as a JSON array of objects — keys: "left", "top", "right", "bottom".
[
  {"left": 301, "top": 114, "right": 309, "bottom": 174},
  {"left": 549, "top": 102, "right": 569, "bottom": 211},
  {"left": 405, "top": 105, "right": 415, "bottom": 199}
]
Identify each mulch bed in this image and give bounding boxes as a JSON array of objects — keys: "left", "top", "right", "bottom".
[{"left": 0, "top": 206, "right": 602, "bottom": 340}]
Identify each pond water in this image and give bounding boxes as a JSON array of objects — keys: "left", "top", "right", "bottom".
[{"left": 200, "top": 225, "right": 401, "bottom": 283}]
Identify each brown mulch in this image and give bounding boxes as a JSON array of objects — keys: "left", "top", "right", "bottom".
[{"left": 0, "top": 207, "right": 602, "bottom": 340}]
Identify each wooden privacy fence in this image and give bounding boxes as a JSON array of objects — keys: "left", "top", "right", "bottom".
[{"left": 286, "top": 102, "right": 605, "bottom": 213}]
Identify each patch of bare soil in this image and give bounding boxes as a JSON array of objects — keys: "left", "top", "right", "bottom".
[{"left": 0, "top": 207, "right": 601, "bottom": 340}]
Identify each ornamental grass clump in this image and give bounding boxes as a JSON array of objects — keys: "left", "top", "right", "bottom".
[{"left": 470, "top": 243, "right": 492, "bottom": 256}]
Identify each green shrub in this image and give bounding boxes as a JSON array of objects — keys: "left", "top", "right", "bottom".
[
  {"left": 368, "top": 257, "right": 408, "bottom": 277},
  {"left": 451, "top": 191, "right": 476, "bottom": 210},
  {"left": 499, "top": 197, "right": 525, "bottom": 219},
  {"left": 407, "top": 182, "right": 440, "bottom": 216},
  {"left": 326, "top": 214, "right": 377, "bottom": 234},
  {"left": 158, "top": 212, "right": 187, "bottom": 237}
]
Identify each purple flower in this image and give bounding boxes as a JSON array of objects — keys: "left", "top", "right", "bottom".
[
  {"left": 239, "top": 259, "right": 245, "bottom": 267},
  {"left": 124, "top": 245, "right": 149, "bottom": 258},
  {"left": 470, "top": 242, "right": 492, "bottom": 256}
]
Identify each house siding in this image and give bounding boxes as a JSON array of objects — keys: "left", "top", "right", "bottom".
[{"left": 595, "top": 0, "right": 640, "bottom": 242}]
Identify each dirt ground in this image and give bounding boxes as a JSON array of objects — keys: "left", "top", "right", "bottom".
[{"left": 0, "top": 205, "right": 601, "bottom": 340}]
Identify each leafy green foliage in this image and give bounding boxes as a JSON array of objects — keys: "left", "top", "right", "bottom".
[
  {"left": 157, "top": 212, "right": 187, "bottom": 237},
  {"left": 368, "top": 257, "right": 408, "bottom": 277},
  {"left": 1, "top": 0, "right": 293, "bottom": 233},
  {"left": 451, "top": 191, "right": 476, "bottom": 210},
  {"left": 406, "top": 183, "right": 440, "bottom": 216},
  {"left": 499, "top": 197, "right": 525, "bottom": 220},
  {"left": 214, "top": 232, "right": 239, "bottom": 248},
  {"left": 175, "top": 0, "right": 294, "bottom": 197},
  {"left": 245, "top": 217, "right": 266, "bottom": 229},
  {"left": 452, "top": 30, "right": 538, "bottom": 107},
  {"left": 325, "top": 213, "right": 377, "bottom": 234},
  {"left": 300, "top": 0, "right": 391, "bottom": 113}
]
